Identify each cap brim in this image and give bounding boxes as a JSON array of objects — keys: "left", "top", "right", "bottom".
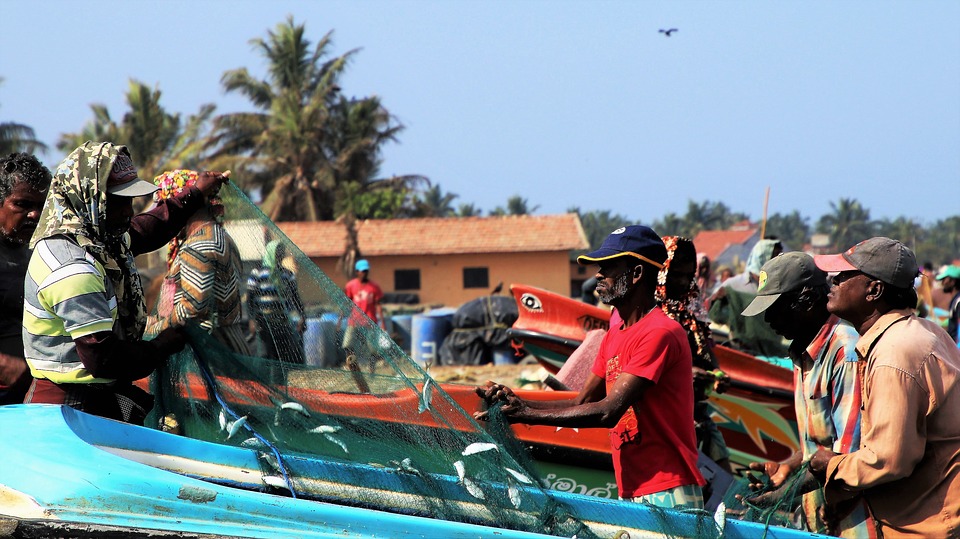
[
  {"left": 741, "top": 293, "right": 782, "bottom": 317},
  {"left": 107, "top": 178, "right": 159, "bottom": 197},
  {"left": 813, "top": 253, "right": 858, "bottom": 273},
  {"left": 577, "top": 250, "right": 629, "bottom": 265}
]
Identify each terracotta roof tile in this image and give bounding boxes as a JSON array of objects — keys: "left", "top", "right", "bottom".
[
  {"left": 277, "top": 214, "right": 590, "bottom": 257},
  {"left": 692, "top": 225, "right": 758, "bottom": 261}
]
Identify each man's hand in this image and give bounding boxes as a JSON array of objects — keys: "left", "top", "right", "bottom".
[
  {"left": 473, "top": 381, "right": 524, "bottom": 421},
  {"left": 194, "top": 170, "right": 231, "bottom": 197},
  {"left": 152, "top": 327, "right": 187, "bottom": 355},
  {"left": 808, "top": 447, "right": 838, "bottom": 482},
  {"left": 745, "top": 460, "right": 793, "bottom": 491}
]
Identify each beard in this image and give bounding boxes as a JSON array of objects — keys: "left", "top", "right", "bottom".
[{"left": 597, "top": 271, "right": 632, "bottom": 304}]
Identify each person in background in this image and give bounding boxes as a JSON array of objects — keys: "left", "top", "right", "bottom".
[
  {"left": 915, "top": 261, "right": 935, "bottom": 319},
  {"left": 476, "top": 225, "right": 705, "bottom": 509},
  {"left": 656, "top": 236, "right": 731, "bottom": 473},
  {"left": 344, "top": 259, "right": 385, "bottom": 330},
  {"left": 708, "top": 238, "right": 788, "bottom": 356},
  {"left": 935, "top": 264, "right": 960, "bottom": 343},
  {"left": 0, "top": 153, "right": 50, "bottom": 405},
  {"left": 808, "top": 237, "right": 960, "bottom": 537},
  {"left": 148, "top": 170, "right": 250, "bottom": 354},
  {"left": 247, "top": 240, "right": 305, "bottom": 362},
  {"left": 740, "top": 252, "right": 872, "bottom": 537},
  {"left": 22, "top": 142, "right": 228, "bottom": 423}
]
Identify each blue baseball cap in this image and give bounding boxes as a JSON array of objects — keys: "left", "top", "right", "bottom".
[
  {"left": 355, "top": 259, "right": 370, "bottom": 272},
  {"left": 577, "top": 225, "right": 666, "bottom": 268},
  {"left": 936, "top": 265, "right": 960, "bottom": 281}
]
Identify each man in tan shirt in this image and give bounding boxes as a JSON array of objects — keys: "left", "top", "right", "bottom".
[{"left": 809, "top": 237, "right": 960, "bottom": 538}]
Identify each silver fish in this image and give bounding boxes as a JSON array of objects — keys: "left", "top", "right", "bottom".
[
  {"left": 259, "top": 451, "right": 281, "bottom": 472},
  {"left": 507, "top": 481, "right": 521, "bottom": 508},
  {"left": 262, "top": 475, "right": 289, "bottom": 490},
  {"left": 280, "top": 402, "right": 311, "bottom": 417},
  {"left": 323, "top": 433, "right": 349, "bottom": 454},
  {"left": 504, "top": 467, "right": 533, "bottom": 484},
  {"left": 398, "top": 457, "right": 421, "bottom": 475},
  {"left": 713, "top": 501, "right": 726, "bottom": 532},
  {"left": 453, "top": 460, "right": 466, "bottom": 481},
  {"left": 462, "top": 442, "right": 499, "bottom": 456},
  {"left": 462, "top": 477, "right": 485, "bottom": 500},
  {"left": 218, "top": 409, "right": 227, "bottom": 431},
  {"left": 308, "top": 425, "right": 341, "bottom": 434},
  {"left": 240, "top": 437, "right": 265, "bottom": 449},
  {"left": 418, "top": 378, "right": 433, "bottom": 414},
  {"left": 226, "top": 415, "right": 248, "bottom": 440}
]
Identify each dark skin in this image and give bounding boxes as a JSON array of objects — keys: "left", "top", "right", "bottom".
[
  {"left": 102, "top": 170, "right": 231, "bottom": 352},
  {"left": 0, "top": 182, "right": 47, "bottom": 389},
  {"left": 806, "top": 270, "right": 892, "bottom": 532},
  {"left": 740, "top": 286, "right": 831, "bottom": 506},
  {"left": 474, "top": 257, "right": 657, "bottom": 429}
]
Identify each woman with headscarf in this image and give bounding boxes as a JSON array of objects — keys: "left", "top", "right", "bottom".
[
  {"left": 21, "top": 141, "right": 228, "bottom": 423},
  {"left": 246, "top": 240, "right": 305, "bottom": 362},
  {"left": 655, "top": 236, "right": 732, "bottom": 473},
  {"left": 148, "top": 170, "right": 250, "bottom": 355}
]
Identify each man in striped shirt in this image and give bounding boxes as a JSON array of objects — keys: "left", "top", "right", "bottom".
[
  {"left": 22, "top": 142, "right": 228, "bottom": 424},
  {"left": 741, "top": 252, "right": 872, "bottom": 537}
]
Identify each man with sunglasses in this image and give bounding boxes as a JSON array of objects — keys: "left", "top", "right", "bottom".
[
  {"left": 739, "top": 252, "right": 871, "bottom": 536},
  {"left": 807, "top": 237, "right": 960, "bottom": 538},
  {"left": 475, "top": 225, "right": 705, "bottom": 509}
]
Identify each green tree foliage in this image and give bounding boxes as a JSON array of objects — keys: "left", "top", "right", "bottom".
[
  {"left": 569, "top": 207, "right": 634, "bottom": 251},
  {"left": 653, "top": 200, "right": 749, "bottom": 238},
  {"left": 409, "top": 185, "right": 458, "bottom": 217},
  {"left": 490, "top": 195, "right": 539, "bottom": 216},
  {"left": 0, "top": 78, "right": 47, "bottom": 155},
  {"left": 764, "top": 210, "right": 810, "bottom": 250},
  {"left": 456, "top": 203, "right": 483, "bottom": 217},
  {"left": 58, "top": 80, "right": 214, "bottom": 184},
  {"left": 816, "top": 198, "right": 876, "bottom": 251}
]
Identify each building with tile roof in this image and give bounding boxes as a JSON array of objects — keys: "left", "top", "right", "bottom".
[
  {"left": 277, "top": 214, "right": 590, "bottom": 307},
  {"left": 691, "top": 220, "right": 760, "bottom": 271}
]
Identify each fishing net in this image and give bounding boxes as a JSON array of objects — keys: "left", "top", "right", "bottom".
[{"left": 145, "top": 184, "right": 818, "bottom": 538}]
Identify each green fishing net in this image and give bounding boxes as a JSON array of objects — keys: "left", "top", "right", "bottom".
[{"left": 146, "top": 185, "right": 821, "bottom": 538}]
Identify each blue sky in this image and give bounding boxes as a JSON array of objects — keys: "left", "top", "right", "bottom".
[{"left": 2, "top": 0, "right": 958, "bottom": 226}]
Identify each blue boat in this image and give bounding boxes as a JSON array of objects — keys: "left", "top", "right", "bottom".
[{"left": 0, "top": 404, "right": 827, "bottom": 539}]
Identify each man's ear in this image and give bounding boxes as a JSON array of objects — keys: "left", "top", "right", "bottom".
[
  {"left": 632, "top": 265, "right": 644, "bottom": 283},
  {"left": 865, "top": 280, "right": 884, "bottom": 302}
]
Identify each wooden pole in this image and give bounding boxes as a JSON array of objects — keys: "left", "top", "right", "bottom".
[{"left": 760, "top": 186, "right": 770, "bottom": 239}]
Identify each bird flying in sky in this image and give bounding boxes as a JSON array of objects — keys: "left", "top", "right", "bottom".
[{"left": 659, "top": 28, "right": 678, "bottom": 37}]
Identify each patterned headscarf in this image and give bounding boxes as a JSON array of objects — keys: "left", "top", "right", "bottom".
[
  {"left": 153, "top": 169, "right": 224, "bottom": 268},
  {"left": 32, "top": 141, "right": 147, "bottom": 340},
  {"left": 655, "top": 236, "right": 713, "bottom": 369}
]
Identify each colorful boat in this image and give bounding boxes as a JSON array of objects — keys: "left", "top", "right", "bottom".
[
  {"left": 506, "top": 283, "right": 799, "bottom": 472},
  {"left": 0, "top": 404, "right": 821, "bottom": 539}
]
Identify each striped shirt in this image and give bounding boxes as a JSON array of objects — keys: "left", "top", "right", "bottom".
[
  {"left": 153, "top": 222, "right": 243, "bottom": 333},
  {"left": 23, "top": 236, "right": 119, "bottom": 384},
  {"left": 791, "top": 314, "right": 873, "bottom": 537}
]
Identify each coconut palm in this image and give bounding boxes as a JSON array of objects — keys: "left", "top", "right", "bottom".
[
  {"left": 58, "top": 80, "right": 214, "bottom": 182},
  {"left": 490, "top": 195, "right": 539, "bottom": 216},
  {"left": 816, "top": 198, "right": 876, "bottom": 251},
  {"left": 410, "top": 185, "right": 458, "bottom": 217},
  {"left": 456, "top": 203, "right": 483, "bottom": 217}
]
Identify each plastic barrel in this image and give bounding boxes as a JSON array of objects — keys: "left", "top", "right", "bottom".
[
  {"left": 411, "top": 308, "right": 456, "bottom": 366},
  {"left": 390, "top": 314, "right": 413, "bottom": 354},
  {"left": 492, "top": 346, "right": 518, "bottom": 365},
  {"left": 317, "top": 312, "right": 345, "bottom": 368},
  {"left": 303, "top": 318, "right": 324, "bottom": 367}
]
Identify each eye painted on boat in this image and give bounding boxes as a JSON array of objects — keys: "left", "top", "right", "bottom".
[{"left": 519, "top": 293, "right": 543, "bottom": 312}]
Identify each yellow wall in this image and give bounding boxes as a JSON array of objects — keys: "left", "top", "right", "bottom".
[{"left": 297, "top": 251, "right": 574, "bottom": 309}]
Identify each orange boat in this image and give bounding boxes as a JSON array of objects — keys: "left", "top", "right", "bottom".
[{"left": 506, "top": 283, "right": 799, "bottom": 472}]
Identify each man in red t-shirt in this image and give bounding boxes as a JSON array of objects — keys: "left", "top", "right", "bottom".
[
  {"left": 476, "top": 225, "right": 705, "bottom": 509},
  {"left": 344, "top": 259, "right": 385, "bottom": 328}
]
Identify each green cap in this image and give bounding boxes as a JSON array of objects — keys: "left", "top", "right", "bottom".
[
  {"left": 742, "top": 252, "right": 827, "bottom": 317},
  {"left": 936, "top": 265, "right": 960, "bottom": 281}
]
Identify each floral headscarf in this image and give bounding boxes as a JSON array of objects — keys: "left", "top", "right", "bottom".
[
  {"left": 655, "top": 236, "right": 713, "bottom": 370},
  {"left": 32, "top": 141, "right": 146, "bottom": 340},
  {"left": 153, "top": 169, "right": 224, "bottom": 268}
]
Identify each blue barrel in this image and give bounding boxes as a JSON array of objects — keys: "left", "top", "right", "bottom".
[
  {"left": 411, "top": 308, "right": 456, "bottom": 366},
  {"left": 493, "top": 346, "right": 518, "bottom": 365},
  {"left": 390, "top": 314, "right": 413, "bottom": 354},
  {"left": 303, "top": 318, "right": 324, "bottom": 367}
]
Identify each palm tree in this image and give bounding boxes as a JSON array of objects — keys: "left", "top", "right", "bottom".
[
  {"left": 1, "top": 78, "right": 47, "bottom": 155},
  {"left": 765, "top": 210, "right": 810, "bottom": 250},
  {"left": 58, "top": 80, "right": 214, "bottom": 182},
  {"left": 410, "top": 185, "right": 458, "bottom": 217},
  {"left": 816, "top": 198, "right": 875, "bottom": 251},
  {"left": 490, "top": 195, "right": 539, "bottom": 216},
  {"left": 456, "top": 203, "right": 483, "bottom": 217},
  {"left": 208, "top": 18, "right": 425, "bottom": 277},
  {"left": 570, "top": 207, "right": 633, "bottom": 251}
]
